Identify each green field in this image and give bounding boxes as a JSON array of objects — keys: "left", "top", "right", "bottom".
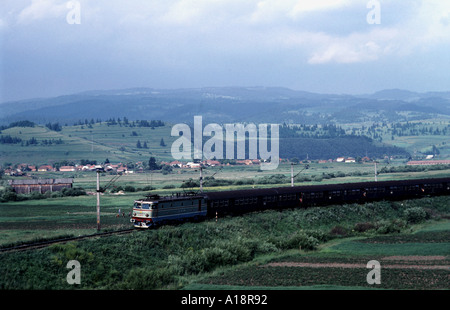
[
  {"left": 1, "top": 117, "right": 449, "bottom": 167},
  {"left": 1, "top": 161, "right": 450, "bottom": 246},
  {"left": 0, "top": 122, "right": 177, "bottom": 164},
  {"left": 0, "top": 191, "right": 449, "bottom": 290},
  {"left": 1, "top": 119, "right": 450, "bottom": 290}
]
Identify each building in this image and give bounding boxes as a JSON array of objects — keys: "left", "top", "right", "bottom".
[
  {"left": 59, "top": 166, "right": 76, "bottom": 172},
  {"left": 186, "top": 162, "right": 201, "bottom": 168},
  {"left": 345, "top": 157, "right": 356, "bottom": 163},
  {"left": 203, "top": 160, "right": 221, "bottom": 167},
  {"left": 8, "top": 178, "right": 74, "bottom": 194},
  {"left": 38, "top": 165, "right": 54, "bottom": 172}
]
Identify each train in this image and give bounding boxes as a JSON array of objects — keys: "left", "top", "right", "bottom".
[{"left": 130, "top": 177, "right": 450, "bottom": 228}]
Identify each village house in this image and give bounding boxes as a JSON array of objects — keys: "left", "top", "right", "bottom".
[
  {"left": 203, "top": 160, "right": 221, "bottom": 167},
  {"left": 38, "top": 165, "right": 55, "bottom": 172},
  {"left": 236, "top": 159, "right": 254, "bottom": 165},
  {"left": 59, "top": 166, "right": 76, "bottom": 172},
  {"left": 169, "top": 160, "right": 183, "bottom": 168},
  {"left": 186, "top": 162, "right": 201, "bottom": 168},
  {"left": 17, "top": 164, "right": 36, "bottom": 172}
]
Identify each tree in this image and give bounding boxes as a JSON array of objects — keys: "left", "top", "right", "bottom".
[
  {"left": 136, "top": 140, "right": 142, "bottom": 148},
  {"left": 160, "top": 138, "right": 166, "bottom": 147},
  {"left": 148, "top": 157, "right": 159, "bottom": 170}
]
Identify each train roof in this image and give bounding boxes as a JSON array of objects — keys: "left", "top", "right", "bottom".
[
  {"left": 202, "top": 177, "right": 450, "bottom": 200},
  {"left": 136, "top": 192, "right": 204, "bottom": 203}
]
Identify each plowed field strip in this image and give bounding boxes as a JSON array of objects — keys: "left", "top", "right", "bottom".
[{"left": 264, "top": 262, "right": 450, "bottom": 270}]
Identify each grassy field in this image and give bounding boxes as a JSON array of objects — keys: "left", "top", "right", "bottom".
[
  {"left": 1, "top": 152, "right": 449, "bottom": 290},
  {"left": 1, "top": 118, "right": 449, "bottom": 166},
  {"left": 9, "top": 160, "right": 450, "bottom": 193},
  {"left": 0, "top": 194, "right": 132, "bottom": 246},
  {"left": 0, "top": 122, "right": 177, "bottom": 164},
  {"left": 190, "top": 220, "right": 450, "bottom": 290},
  {"left": 0, "top": 192, "right": 449, "bottom": 290},
  {"left": 1, "top": 162, "right": 450, "bottom": 246}
]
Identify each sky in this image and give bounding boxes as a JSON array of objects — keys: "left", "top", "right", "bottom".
[{"left": 1, "top": 0, "right": 450, "bottom": 102}]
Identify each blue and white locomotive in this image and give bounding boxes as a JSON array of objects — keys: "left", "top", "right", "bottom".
[{"left": 131, "top": 193, "right": 206, "bottom": 228}]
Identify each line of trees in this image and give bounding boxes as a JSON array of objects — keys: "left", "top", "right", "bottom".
[{"left": 0, "top": 135, "right": 64, "bottom": 146}]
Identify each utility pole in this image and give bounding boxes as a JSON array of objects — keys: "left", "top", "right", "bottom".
[
  {"left": 94, "top": 167, "right": 121, "bottom": 232},
  {"left": 291, "top": 163, "right": 294, "bottom": 187},
  {"left": 199, "top": 166, "right": 203, "bottom": 193},
  {"left": 291, "top": 163, "right": 309, "bottom": 187},
  {"left": 96, "top": 169, "right": 101, "bottom": 232},
  {"left": 374, "top": 161, "right": 378, "bottom": 182}
]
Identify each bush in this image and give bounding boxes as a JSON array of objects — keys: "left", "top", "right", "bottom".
[
  {"left": 404, "top": 207, "right": 428, "bottom": 224},
  {"left": 281, "top": 232, "right": 319, "bottom": 251},
  {"left": 330, "top": 225, "right": 348, "bottom": 237},
  {"left": 142, "top": 185, "right": 155, "bottom": 191},
  {"left": 61, "top": 187, "right": 86, "bottom": 196},
  {"left": 162, "top": 184, "right": 175, "bottom": 189},
  {"left": 354, "top": 222, "right": 376, "bottom": 233},
  {"left": 124, "top": 185, "right": 136, "bottom": 192},
  {"left": 29, "top": 191, "right": 45, "bottom": 200},
  {"left": 1, "top": 189, "right": 17, "bottom": 202},
  {"left": 122, "top": 267, "right": 176, "bottom": 289},
  {"left": 376, "top": 219, "right": 407, "bottom": 234}
]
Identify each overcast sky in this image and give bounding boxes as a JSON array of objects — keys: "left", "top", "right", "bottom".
[{"left": 1, "top": 0, "right": 450, "bottom": 102}]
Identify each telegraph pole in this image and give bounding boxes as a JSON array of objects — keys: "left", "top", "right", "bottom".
[
  {"left": 374, "top": 161, "right": 378, "bottom": 182},
  {"left": 96, "top": 169, "right": 101, "bottom": 231},
  {"left": 199, "top": 166, "right": 203, "bottom": 193},
  {"left": 291, "top": 163, "right": 294, "bottom": 187},
  {"left": 290, "top": 163, "right": 309, "bottom": 187}
]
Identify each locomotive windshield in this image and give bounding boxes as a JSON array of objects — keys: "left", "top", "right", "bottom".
[{"left": 134, "top": 201, "right": 157, "bottom": 209}]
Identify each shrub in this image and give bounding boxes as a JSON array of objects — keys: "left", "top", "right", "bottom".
[
  {"left": 330, "top": 225, "right": 348, "bottom": 237},
  {"left": 142, "top": 185, "right": 155, "bottom": 191},
  {"left": 162, "top": 184, "right": 175, "bottom": 189},
  {"left": 1, "top": 189, "right": 17, "bottom": 202},
  {"left": 61, "top": 187, "right": 86, "bottom": 196},
  {"left": 124, "top": 185, "right": 136, "bottom": 192},
  {"left": 376, "top": 219, "right": 407, "bottom": 234},
  {"left": 354, "top": 222, "right": 376, "bottom": 233},
  {"left": 403, "top": 207, "right": 428, "bottom": 224},
  {"left": 122, "top": 267, "right": 176, "bottom": 289},
  {"left": 282, "top": 232, "right": 319, "bottom": 251},
  {"left": 29, "top": 191, "right": 45, "bottom": 200}
]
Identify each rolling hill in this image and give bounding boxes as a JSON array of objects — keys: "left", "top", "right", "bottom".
[
  {"left": 0, "top": 121, "right": 412, "bottom": 166},
  {"left": 1, "top": 87, "right": 450, "bottom": 126}
]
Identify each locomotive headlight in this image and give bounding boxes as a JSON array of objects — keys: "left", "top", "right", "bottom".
[
  {"left": 146, "top": 214, "right": 149, "bottom": 217},
  {"left": 133, "top": 212, "right": 136, "bottom": 216}
]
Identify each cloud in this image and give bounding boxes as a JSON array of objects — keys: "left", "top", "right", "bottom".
[
  {"left": 249, "top": 0, "right": 359, "bottom": 23},
  {"left": 305, "top": 28, "right": 399, "bottom": 64},
  {"left": 2, "top": 0, "right": 450, "bottom": 101},
  {"left": 17, "top": 0, "right": 67, "bottom": 24}
]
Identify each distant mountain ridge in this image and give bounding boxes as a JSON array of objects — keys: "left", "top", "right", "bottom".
[{"left": 1, "top": 87, "right": 449, "bottom": 125}]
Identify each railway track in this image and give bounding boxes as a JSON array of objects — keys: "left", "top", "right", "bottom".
[{"left": 0, "top": 228, "right": 136, "bottom": 253}]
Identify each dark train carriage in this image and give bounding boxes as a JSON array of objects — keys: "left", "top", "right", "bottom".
[
  {"left": 204, "top": 177, "right": 450, "bottom": 216},
  {"left": 205, "top": 188, "right": 277, "bottom": 216},
  {"left": 131, "top": 177, "right": 449, "bottom": 229}
]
